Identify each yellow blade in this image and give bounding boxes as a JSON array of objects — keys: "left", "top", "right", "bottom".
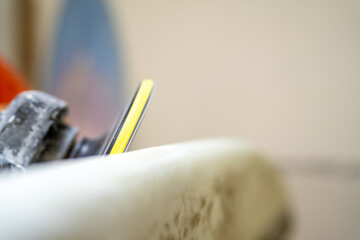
[{"left": 109, "top": 79, "right": 154, "bottom": 155}]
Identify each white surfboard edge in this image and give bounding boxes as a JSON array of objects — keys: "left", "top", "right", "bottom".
[{"left": 0, "top": 138, "right": 290, "bottom": 240}]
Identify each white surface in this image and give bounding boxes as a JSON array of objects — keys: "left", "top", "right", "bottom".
[{"left": 0, "top": 139, "right": 287, "bottom": 240}]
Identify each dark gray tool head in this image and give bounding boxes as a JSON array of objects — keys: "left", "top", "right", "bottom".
[{"left": 0, "top": 91, "right": 78, "bottom": 171}]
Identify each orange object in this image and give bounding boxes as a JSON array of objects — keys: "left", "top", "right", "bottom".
[{"left": 0, "top": 58, "right": 29, "bottom": 107}]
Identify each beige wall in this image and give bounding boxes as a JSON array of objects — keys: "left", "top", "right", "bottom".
[
  {"left": 108, "top": 0, "right": 360, "bottom": 162},
  {"left": 31, "top": 0, "right": 360, "bottom": 162},
  {"left": 0, "top": 0, "right": 20, "bottom": 69}
]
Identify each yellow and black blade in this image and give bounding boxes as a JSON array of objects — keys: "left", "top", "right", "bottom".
[{"left": 101, "top": 79, "right": 154, "bottom": 155}]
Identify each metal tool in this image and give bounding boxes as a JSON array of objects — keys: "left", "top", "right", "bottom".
[{"left": 0, "top": 80, "right": 154, "bottom": 171}]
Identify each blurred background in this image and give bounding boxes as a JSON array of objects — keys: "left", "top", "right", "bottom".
[{"left": 0, "top": 0, "right": 359, "bottom": 239}]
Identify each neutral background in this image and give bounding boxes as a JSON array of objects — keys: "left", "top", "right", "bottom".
[{"left": 1, "top": 0, "right": 360, "bottom": 239}]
